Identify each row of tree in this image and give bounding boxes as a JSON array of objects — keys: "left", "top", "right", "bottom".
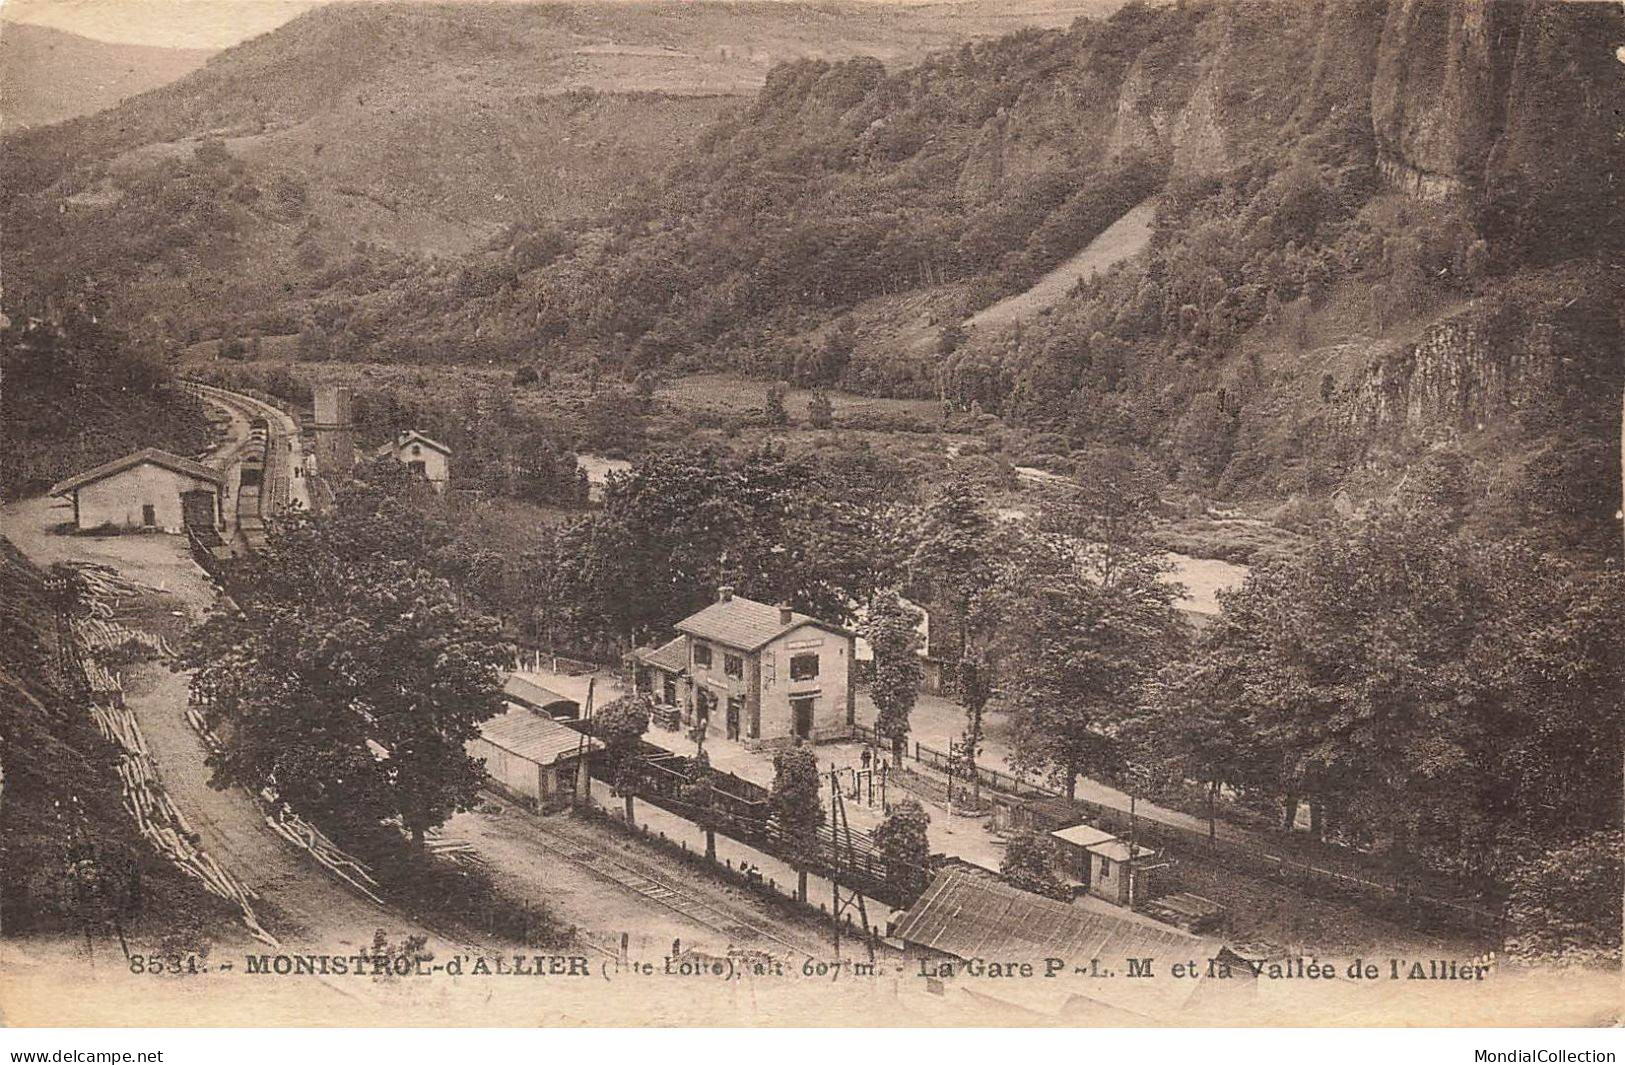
[
  {"left": 192, "top": 434, "right": 1620, "bottom": 962},
  {"left": 858, "top": 461, "right": 1621, "bottom": 961}
]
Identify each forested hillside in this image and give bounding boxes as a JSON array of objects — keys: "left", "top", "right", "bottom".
[
  {"left": 4, "top": 0, "right": 1620, "bottom": 550},
  {"left": 0, "top": 303, "right": 211, "bottom": 500},
  {"left": 328, "top": 0, "right": 1621, "bottom": 552},
  {"left": 0, "top": 0, "right": 1096, "bottom": 349}
]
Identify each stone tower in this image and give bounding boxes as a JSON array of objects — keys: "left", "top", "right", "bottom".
[{"left": 311, "top": 385, "right": 354, "bottom": 478}]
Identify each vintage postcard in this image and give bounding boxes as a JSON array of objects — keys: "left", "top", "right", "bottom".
[{"left": 0, "top": 0, "right": 1620, "bottom": 1033}]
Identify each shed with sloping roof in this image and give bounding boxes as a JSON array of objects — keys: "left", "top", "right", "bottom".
[
  {"left": 1050, "top": 823, "right": 1116, "bottom": 886},
  {"left": 893, "top": 867, "right": 1216, "bottom": 1020},
  {"left": 628, "top": 635, "right": 692, "bottom": 729},
  {"left": 1086, "top": 836, "right": 1161, "bottom": 907},
  {"left": 468, "top": 709, "right": 601, "bottom": 810},
  {"left": 503, "top": 674, "right": 580, "bottom": 719},
  {"left": 50, "top": 448, "right": 224, "bottom": 533}
]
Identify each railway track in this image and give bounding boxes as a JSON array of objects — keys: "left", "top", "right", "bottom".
[
  {"left": 506, "top": 805, "right": 813, "bottom": 957},
  {"left": 186, "top": 381, "right": 303, "bottom": 553}
]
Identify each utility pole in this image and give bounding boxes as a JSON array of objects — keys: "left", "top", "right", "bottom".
[
  {"left": 828, "top": 764, "right": 873, "bottom": 963},
  {"left": 574, "top": 677, "right": 595, "bottom": 806}
]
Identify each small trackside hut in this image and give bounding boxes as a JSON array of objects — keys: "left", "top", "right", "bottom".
[
  {"left": 1049, "top": 823, "right": 1116, "bottom": 890},
  {"left": 627, "top": 635, "right": 691, "bottom": 731},
  {"left": 468, "top": 709, "right": 602, "bottom": 811}
]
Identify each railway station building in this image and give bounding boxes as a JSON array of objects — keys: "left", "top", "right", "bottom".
[
  {"left": 50, "top": 448, "right": 224, "bottom": 534},
  {"left": 632, "top": 586, "right": 855, "bottom": 749}
]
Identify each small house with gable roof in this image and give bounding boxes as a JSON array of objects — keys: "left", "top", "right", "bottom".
[{"left": 375, "top": 430, "right": 450, "bottom": 491}]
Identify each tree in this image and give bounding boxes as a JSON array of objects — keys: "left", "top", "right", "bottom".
[
  {"left": 764, "top": 382, "right": 789, "bottom": 427},
  {"left": 1046, "top": 444, "right": 1162, "bottom": 589},
  {"left": 1134, "top": 632, "right": 1271, "bottom": 842},
  {"left": 678, "top": 748, "right": 720, "bottom": 861},
  {"left": 807, "top": 390, "right": 834, "bottom": 429},
  {"left": 1145, "top": 507, "right": 1623, "bottom": 904},
  {"left": 873, "top": 800, "right": 933, "bottom": 904},
  {"left": 909, "top": 480, "right": 999, "bottom": 662},
  {"left": 769, "top": 745, "right": 825, "bottom": 902},
  {"left": 1504, "top": 830, "right": 1623, "bottom": 968},
  {"left": 183, "top": 482, "right": 511, "bottom": 858},
  {"left": 956, "top": 656, "right": 992, "bottom": 804},
  {"left": 865, "top": 593, "right": 923, "bottom": 766},
  {"left": 548, "top": 445, "right": 895, "bottom": 652},
  {"left": 1006, "top": 556, "right": 1183, "bottom": 802},
  {"left": 593, "top": 694, "right": 652, "bottom": 825},
  {"left": 1000, "top": 830, "right": 1063, "bottom": 899}
]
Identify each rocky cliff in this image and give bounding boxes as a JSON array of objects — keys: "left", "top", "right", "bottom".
[
  {"left": 1371, "top": 0, "right": 1623, "bottom": 204},
  {"left": 1342, "top": 269, "right": 1622, "bottom": 438}
]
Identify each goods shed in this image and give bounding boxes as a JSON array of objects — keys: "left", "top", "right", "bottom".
[
  {"left": 469, "top": 710, "right": 600, "bottom": 810},
  {"left": 50, "top": 448, "right": 224, "bottom": 533}
]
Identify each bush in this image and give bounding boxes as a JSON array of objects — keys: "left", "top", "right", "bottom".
[{"left": 1000, "top": 830, "right": 1066, "bottom": 899}]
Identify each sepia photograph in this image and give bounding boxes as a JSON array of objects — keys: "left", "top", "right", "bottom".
[{"left": 0, "top": 0, "right": 1621, "bottom": 1043}]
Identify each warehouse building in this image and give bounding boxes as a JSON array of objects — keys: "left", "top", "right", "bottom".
[{"left": 50, "top": 448, "right": 224, "bottom": 534}]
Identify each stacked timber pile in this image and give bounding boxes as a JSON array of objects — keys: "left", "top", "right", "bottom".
[
  {"left": 262, "top": 794, "right": 385, "bottom": 905},
  {"left": 73, "top": 617, "right": 176, "bottom": 659},
  {"left": 67, "top": 563, "right": 153, "bottom": 606},
  {"left": 84, "top": 688, "right": 277, "bottom": 945},
  {"left": 81, "top": 658, "right": 124, "bottom": 707},
  {"left": 66, "top": 564, "right": 279, "bottom": 947},
  {"left": 1139, "top": 891, "right": 1227, "bottom": 934},
  {"left": 425, "top": 829, "right": 487, "bottom": 869}
]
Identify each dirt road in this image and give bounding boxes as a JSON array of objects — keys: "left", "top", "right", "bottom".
[
  {"left": 0, "top": 495, "right": 437, "bottom": 956},
  {"left": 3, "top": 489, "right": 833, "bottom": 971}
]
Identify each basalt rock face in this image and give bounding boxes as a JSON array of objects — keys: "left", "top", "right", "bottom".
[
  {"left": 1370, "top": 0, "right": 1623, "bottom": 205},
  {"left": 1343, "top": 275, "right": 1623, "bottom": 438},
  {"left": 1370, "top": 0, "right": 1523, "bottom": 200},
  {"left": 1344, "top": 310, "right": 1555, "bottom": 434}
]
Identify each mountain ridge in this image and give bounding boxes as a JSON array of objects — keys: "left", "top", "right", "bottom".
[{"left": 0, "top": 21, "right": 217, "bottom": 132}]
